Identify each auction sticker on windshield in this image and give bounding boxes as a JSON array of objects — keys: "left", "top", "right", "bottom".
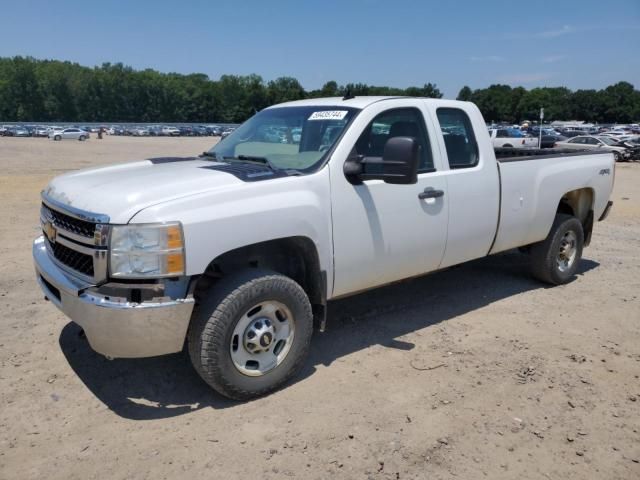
[{"left": 308, "top": 111, "right": 349, "bottom": 121}]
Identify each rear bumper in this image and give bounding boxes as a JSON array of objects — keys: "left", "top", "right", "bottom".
[
  {"left": 33, "top": 236, "right": 194, "bottom": 358},
  {"left": 598, "top": 201, "right": 614, "bottom": 222}
]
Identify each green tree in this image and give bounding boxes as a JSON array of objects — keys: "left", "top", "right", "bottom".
[
  {"left": 267, "top": 77, "right": 305, "bottom": 105},
  {"left": 457, "top": 86, "right": 472, "bottom": 101}
]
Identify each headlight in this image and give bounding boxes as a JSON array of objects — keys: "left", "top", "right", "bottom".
[{"left": 109, "top": 223, "right": 185, "bottom": 278}]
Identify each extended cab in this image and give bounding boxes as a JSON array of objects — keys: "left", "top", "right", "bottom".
[{"left": 34, "top": 97, "right": 615, "bottom": 399}]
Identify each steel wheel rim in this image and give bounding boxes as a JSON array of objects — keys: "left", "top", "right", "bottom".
[
  {"left": 556, "top": 230, "right": 577, "bottom": 272},
  {"left": 230, "top": 301, "right": 295, "bottom": 377}
]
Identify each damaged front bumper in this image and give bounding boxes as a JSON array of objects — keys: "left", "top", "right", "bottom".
[{"left": 33, "top": 236, "right": 195, "bottom": 358}]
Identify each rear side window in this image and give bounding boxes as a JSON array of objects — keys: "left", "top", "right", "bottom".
[{"left": 437, "top": 108, "right": 479, "bottom": 169}]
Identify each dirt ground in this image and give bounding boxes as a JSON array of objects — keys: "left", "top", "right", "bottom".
[{"left": 0, "top": 136, "right": 638, "bottom": 480}]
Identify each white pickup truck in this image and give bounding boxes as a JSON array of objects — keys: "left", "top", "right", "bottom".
[
  {"left": 33, "top": 96, "right": 615, "bottom": 400},
  {"left": 488, "top": 128, "right": 539, "bottom": 149}
]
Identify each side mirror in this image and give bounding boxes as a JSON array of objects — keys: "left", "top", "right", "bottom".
[{"left": 344, "top": 137, "right": 420, "bottom": 185}]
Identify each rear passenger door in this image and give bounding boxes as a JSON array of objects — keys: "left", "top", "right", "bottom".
[{"left": 428, "top": 104, "right": 501, "bottom": 268}]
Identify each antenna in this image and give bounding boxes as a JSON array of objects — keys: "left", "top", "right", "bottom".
[{"left": 343, "top": 88, "right": 355, "bottom": 101}]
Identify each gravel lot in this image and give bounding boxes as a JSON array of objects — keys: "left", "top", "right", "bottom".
[{"left": 1, "top": 136, "right": 639, "bottom": 480}]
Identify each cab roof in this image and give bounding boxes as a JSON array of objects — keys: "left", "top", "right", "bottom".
[{"left": 267, "top": 96, "right": 404, "bottom": 110}]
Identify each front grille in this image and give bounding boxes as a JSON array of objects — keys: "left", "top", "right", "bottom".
[
  {"left": 42, "top": 203, "right": 96, "bottom": 238},
  {"left": 46, "top": 237, "right": 94, "bottom": 277}
]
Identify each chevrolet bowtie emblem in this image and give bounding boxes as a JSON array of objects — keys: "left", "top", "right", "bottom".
[{"left": 44, "top": 221, "right": 57, "bottom": 244}]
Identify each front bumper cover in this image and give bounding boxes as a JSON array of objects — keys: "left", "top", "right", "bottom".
[{"left": 33, "top": 236, "right": 194, "bottom": 358}]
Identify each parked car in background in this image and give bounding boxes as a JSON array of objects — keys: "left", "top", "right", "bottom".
[
  {"left": 205, "top": 125, "right": 222, "bottom": 136},
  {"left": 148, "top": 125, "right": 162, "bottom": 136},
  {"left": 220, "top": 127, "right": 235, "bottom": 139},
  {"left": 540, "top": 134, "right": 567, "bottom": 149},
  {"left": 33, "top": 126, "right": 49, "bottom": 137},
  {"left": 488, "top": 128, "right": 538, "bottom": 148},
  {"left": 559, "top": 129, "right": 587, "bottom": 138},
  {"left": 49, "top": 128, "right": 90, "bottom": 141},
  {"left": 624, "top": 135, "right": 640, "bottom": 146},
  {"left": 6, "top": 126, "right": 31, "bottom": 137},
  {"left": 132, "top": 127, "right": 150, "bottom": 137},
  {"left": 615, "top": 135, "right": 640, "bottom": 160},
  {"left": 178, "top": 126, "right": 195, "bottom": 136},
  {"left": 554, "top": 135, "right": 631, "bottom": 162},
  {"left": 161, "top": 126, "right": 180, "bottom": 136}
]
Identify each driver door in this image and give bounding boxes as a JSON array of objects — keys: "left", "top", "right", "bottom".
[{"left": 329, "top": 104, "right": 448, "bottom": 297}]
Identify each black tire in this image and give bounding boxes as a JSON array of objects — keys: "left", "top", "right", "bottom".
[
  {"left": 188, "top": 269, "right": 313, "bottom": 400},
  {"left": 79, "top": 135, "right": 86, "bottom": 141},
  {"left": 530, "top": 213, "right": 584, "bottom": 285},
  {"left": 613, "top": 151, "right": 621, "bottom": 162},
  {"left": 54, "top": 135, "right": 61, "bottom": 141},
  {"left": 503, "top": 143, "right": 513, "bottom": 148}
]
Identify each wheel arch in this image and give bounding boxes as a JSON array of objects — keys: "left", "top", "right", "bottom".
[
  {"left": 195, "top": 236, "right": 327, "bottom": 329},
  {"left": 557, "top": 187, "right": 595, "bottom": 246}
]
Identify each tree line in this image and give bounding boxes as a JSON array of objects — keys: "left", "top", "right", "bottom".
[
  {"left": 0, "top": 56, "right": 638, "bottom": 124},
  {"left": 0, "top": 56, "right": 442, "bottom": 123},
  {"left": 457, "top": 82, "right": 640, "bottom": 124}
]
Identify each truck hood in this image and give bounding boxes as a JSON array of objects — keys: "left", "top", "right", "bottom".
[{"left": 43, "top": 158, "right": 244, "bottom": 223}]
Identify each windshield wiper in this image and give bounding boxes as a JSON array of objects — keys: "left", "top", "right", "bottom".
[{"left": 200, "top": 151, "right": 221, "bottom": 160}]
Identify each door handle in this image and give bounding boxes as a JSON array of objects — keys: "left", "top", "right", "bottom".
[{"left": 418, "top": 188, "right": 444, "bottom": 200}]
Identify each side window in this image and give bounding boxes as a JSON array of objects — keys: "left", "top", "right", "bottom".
[
  {"left": 497, "top": 129, "right": 508, "bottom": 138},
  {"left": 354, "top": 108, "right": 434, "bottom": 173},
  {"left": 586, "top": 137, "right": 599, "bottom": 145},
  {"left": 436, "top": 108, "right": 479, "bottom": 169}
]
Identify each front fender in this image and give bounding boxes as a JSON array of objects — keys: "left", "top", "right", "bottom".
[{"left": 129, "top": 168, "right": 334, "bottom": 292}]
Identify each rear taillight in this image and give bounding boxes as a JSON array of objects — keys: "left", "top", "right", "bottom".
[{"left": 522, "top": 139, "right": 525, "bottom": 145}]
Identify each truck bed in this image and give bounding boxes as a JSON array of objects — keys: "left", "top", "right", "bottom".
[{"left": 490, "top": 150, "right": 615, "bottom": 255}]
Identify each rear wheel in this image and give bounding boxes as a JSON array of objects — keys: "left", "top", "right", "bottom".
[
  {"left": 54, "top": 135, "right": 61, "bottom": 141},
  {"left": 503, "top": 143, "right": 513, "bottom": 148},
  {"left": 188, "top": 269, "right": 313, "bottom": 400},
  {"left": 530, "top": 213, "right": 584, "bottom": 285}
]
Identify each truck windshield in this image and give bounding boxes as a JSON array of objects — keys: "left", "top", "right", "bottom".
[{"left": 206, "top": 106, "right": 358, "bottom": 172}]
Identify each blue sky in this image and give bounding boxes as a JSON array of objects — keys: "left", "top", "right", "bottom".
[{"left": 1, "top": 0, "right": 638, "bottom": 97}]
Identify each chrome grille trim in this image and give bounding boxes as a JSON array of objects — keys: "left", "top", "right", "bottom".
[{"left": 40, "top": 192, "right": 110, "bottom": 283}]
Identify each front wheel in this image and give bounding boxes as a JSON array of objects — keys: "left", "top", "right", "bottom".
[
  {"left": 54, "top": 135, "right": 61, "bottom": 141},
  {"left": 530, "top": 213, "right": 584, "bottom": 285},
  {"left": 188, "top": 269, "right": 313, "bottom": 400},
  {"left": 78, "top": 135, "right": 86, "bottom": 141}
]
